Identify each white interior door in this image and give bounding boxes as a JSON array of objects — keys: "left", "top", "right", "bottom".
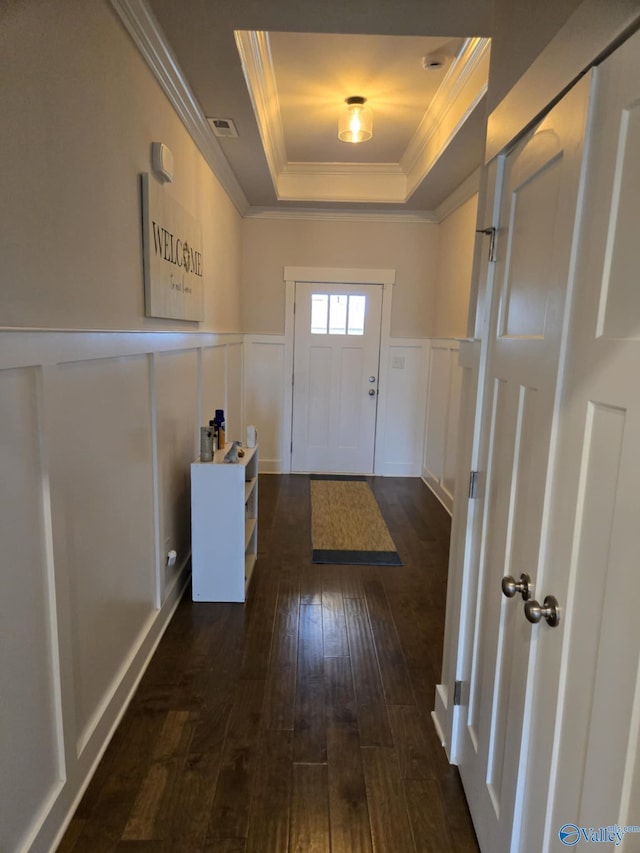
[
  {"left": 519, "top": 31, "right": 640, "bottom": 850},
  {"left": 291, "top": 282, "right": 382, "bottom": 474},
  {"left": 457, "top": 75, "right": 592, "bottom": 852}
]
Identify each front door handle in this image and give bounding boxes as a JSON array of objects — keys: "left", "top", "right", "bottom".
[{"left": 368, "top": 388, "right": 376, "bottom": 396}]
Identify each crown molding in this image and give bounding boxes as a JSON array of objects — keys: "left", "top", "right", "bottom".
[
  {"left": 110, "top": 0, "right": 249, "bottom": 215},
  {"left": 402, "top": 37, "right": 490, "bottom": 197},
  {"left": 276, "top": 174, "right": 407, "bottom": 203},
  {"left": 282, "top": 162, "right": 405, "bottom": 177},
  {"left": 234, "top": 30, "right": 287, "bottom": 187},
  {"left": 276, "top": 162, "right": 407, "bottom": 202},
  {"left": 244, "top": 169, "right": 480, "bottom": 223},
  {"left": 434, "top": 167, "right": 481, "bottom": 222},
  {"left": 245, "top": 207, "right": 438, "bottom": 223}
]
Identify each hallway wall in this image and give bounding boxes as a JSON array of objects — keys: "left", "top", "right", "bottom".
[
  {"left": 0, "top": 3, "right": 244, "bottom": 851},
  {"left": 1, "top": 0, "right": 243, "bottom": 332},
  {"left": 241, "top": 216, "right": 438, "bottom": 339},
  {"left": 433, "top": 194, "right": 479, "bottom": 339}
]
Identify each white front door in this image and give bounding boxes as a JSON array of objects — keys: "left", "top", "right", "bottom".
[
  {"left": 457, "top": 75, "right": 592, "bottom": 851},
  {"left": 291, "top": 282, "right": 382, "bottom": 474}
]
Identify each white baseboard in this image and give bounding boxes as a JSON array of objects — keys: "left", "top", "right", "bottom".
[
  {"left": 431, "top": 707, "right": 447, "bottom": 747},
  {"left": 422, "top": 473, "right": 454, "bottom": 515}
]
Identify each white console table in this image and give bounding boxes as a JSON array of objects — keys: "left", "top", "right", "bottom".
[{"left": 190, "top": 444, "right": 258, "bottom": 602}]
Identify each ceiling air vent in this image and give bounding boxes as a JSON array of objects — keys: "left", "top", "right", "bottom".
[{"left": 207, "top": 117, "right": 239, "bottom": 138}]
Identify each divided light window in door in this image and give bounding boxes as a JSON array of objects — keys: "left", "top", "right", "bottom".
[{"left": 311, "top": 293, "right": 366, "bottom": 336}]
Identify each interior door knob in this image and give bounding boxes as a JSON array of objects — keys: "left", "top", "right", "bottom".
[
  {"left": 501, "top": 573, "right": 532, "bottom": 601},
  {"left": 368, "top": 388, "right": 376, "bottom": 396},
  {"left": 369, "top": 376, "right": 376, "bottom": 382},
  {"left": 524, "top": 595, "right": 561, "bottom": 627}
]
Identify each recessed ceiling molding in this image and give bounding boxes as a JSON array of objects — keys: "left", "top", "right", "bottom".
[
  {"left": 110, "top": 0, "right": 249, "bottom": 215},
  {"left": 277, "top": 161, "right": 406, "bottom": 203},
  {"left": 245, "top": 208, "right": 439, "bottom": 223},
  {"left": 282, "top": 162, "right": 405, "bottom": 177},
  {"left": 237, "top": 27, "right": 489, "bottom": 205},
  {"left": 402, "top": 37, "right": 490, "bottom": 198},
  {"left": 234, "top": 30, "right": 287, "bottom": 188},
  {"left": 246, "top": 166, "right": 481, "bottom": 225},
  {"left": 277, "top": 167, "right": 407, "bottom": 203}
]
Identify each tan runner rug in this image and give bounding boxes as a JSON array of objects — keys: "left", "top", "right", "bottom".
[{"left": 310, "top": 475, "right": 402, "bottom": 566}]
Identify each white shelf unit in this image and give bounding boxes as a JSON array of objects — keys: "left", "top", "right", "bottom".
[{"left": 190, "top": 444, "right": 258, "bottom": 602}]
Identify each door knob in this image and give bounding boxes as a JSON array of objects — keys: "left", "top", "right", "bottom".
[
  {"left": 368, "top": 388, "right": 376, "bottom": 396},
  {"left": 369, "top": 376, "right": 376, "bottom": 383},
  {"left": 501, "top": 573, "right": 532, "bottom": 601},
  {"left": 524, "top": 595, "right": 561, "bottom": 627}
]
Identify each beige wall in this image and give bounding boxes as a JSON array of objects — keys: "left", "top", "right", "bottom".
[
  {"left": 488, "top": 0, "right": 583, "bottom": 111},
  {"left": 241, "top": 217, "right": 439, "bottom": 338},
  {"left": 433, "top": 194, "right": 479, "bottom": 338},
  {"left": 1, "top": 0, "right": 242, "bottom": 332}
]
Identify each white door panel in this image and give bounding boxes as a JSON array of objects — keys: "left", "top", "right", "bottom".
[
  {"left": 458, "top": 74, "right": 592, "bottom": 852},
  {"left": 531, "top": 31, "right": 640, "bottom": 849},
  {"left": 291, "top": 282, "right": 382, "bottom": 474}
]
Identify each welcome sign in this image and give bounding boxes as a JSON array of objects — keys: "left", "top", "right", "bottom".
[{"left": 141, "top": 173, "right": 204, "bottom": 321}]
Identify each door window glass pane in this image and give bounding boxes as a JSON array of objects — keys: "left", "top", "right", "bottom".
[
  {"left": 309, "top": 292, "right": 367, "bottom": 335},
  {"left": 329, "top": 294, "right": 348, "bottom": 334},
  {"left": 347, "top": 294, "right": 366, "bottom": 335},
  {"left": 311, "top": 293, "right": 328, "bottom": 334}
]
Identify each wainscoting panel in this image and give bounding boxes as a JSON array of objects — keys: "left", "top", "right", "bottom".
[
  {"left": 201, "top": 344, "right": 227, "bottom": 426},
  {"left": 0, "top": 330, "right": 243, "bottom": 853},
  {"left": 443, "top": 354, "right": 464, "bottom": 500},
  {"left": 155, "top": 349, "right": 199, "bottom": 601},
  {"left": 0, "top": 367, "right": 63, "bottom": 853},
  {"left": 244, "top": 335, "right": 286, "bottom": 473},
  {"left": 53, "top": 354, "right": 157, "bottom": 754},
  {"left": 225, "top": 342, "right": 244, "bottom": 441},
  {"left": 375, "top": 339, "right": 429, "bottom": 476},
  {"left": 423, "top": 340, "right": 463, "bottom": 513}
]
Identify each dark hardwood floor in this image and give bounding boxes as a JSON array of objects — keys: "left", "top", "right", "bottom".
[{"left": 58, "top": 475, "right": 479, "bottom": 853}]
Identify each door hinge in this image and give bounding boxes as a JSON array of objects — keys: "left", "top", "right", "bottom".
[
  {"left": 468, "top": 470, "right": 480, "bottom": 499},
  {"left": 476, "top": 227, "right": 497, "bottom": 262},
  {"left": 453, "top": 680, "right": 466, "bottom": 706}
]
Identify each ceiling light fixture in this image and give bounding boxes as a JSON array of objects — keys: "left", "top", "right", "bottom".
[{"left": 338, "top": 96, "right": 372, "bottom": 144}]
